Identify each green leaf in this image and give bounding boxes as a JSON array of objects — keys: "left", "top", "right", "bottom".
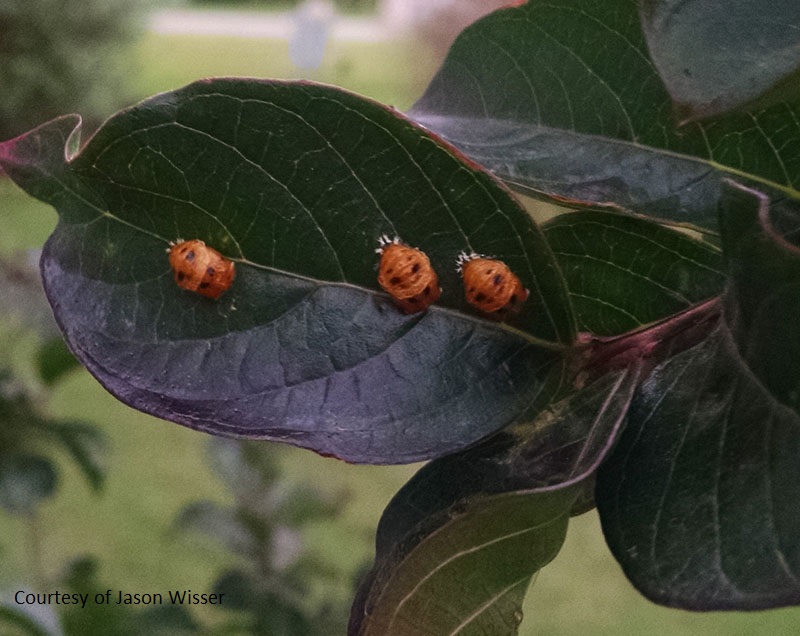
[
  {"left": 0, "top": 453, "right": 57, "bottom": 515},
  {"left": 353, "top": 490, "right": 568, "bottom": 636},
  {"left": 408, "top": 1, "right": 800, "bottom": 230},
  {"left": 641, "top": 0, "right": 800, "bottom": 121},
  {"left": 597, "top": 327, "right": 800, "bottom": 609},
  {"left": 48, "top": 420, "right": 107, "bottom": 491},
  {"left": 544, "top": 211, "right": 725, "bottom": 335},
  {"left": 720, "top": 182, "right": 800, "bottom": 412},
  {"left": 596, "top": 183, "right": 800, "bottom": 609},
  {"left": 350, "top": 367, "right": 638, "bottom": 635},
  {"left": 36, "top": 337, "right": 79, "bottom": 386},
  {"left": 175, "top": 500, "right": 256, "bottom": 559},
  {"left": 0, "top": 80, "right": 576, "bottom": 464}
]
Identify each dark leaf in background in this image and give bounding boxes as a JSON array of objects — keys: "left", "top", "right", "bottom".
[
  {"left": 0, "top": 80, "right": 576, "bottom": 464},
  {"left": 350, "top": 367, "right": 638, "bottom": 635},
  {"left": 409, "top": 0, "right": 800, "bottom": 230},
  {"left": 49, "top": 420, "right": 107, "bottom": 491},
  {"left": 597, "top": 182, "right": 800, "bottom": 609},
  {"left": 720, "top": 183, "right": 800, "bottom": 412},
  {"left": 0, "top": 453, "right": 57, "bottom": 514},
  {"left": 36, "top": 337, "right": 79, "bottom": 386},
  {"left": 641, "top": 0, "right": 800, "bottom": 121}
]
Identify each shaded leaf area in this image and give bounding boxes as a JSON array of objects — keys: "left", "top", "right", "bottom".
[
  {"left": 0, "top": 80, "right": 576, "bottom": 464},
  {"left": 641, "top": 0, "right": 800, "bottom": 121},
  {"left": 597, "top": 183, "right": 800, "bottom": 609},
  {"left": 597, "top": 326, "right": 800, "bottom": 609},
  {"left": 409, "top": 1, "right": 800, "bottom": 230},
  {"left": 720, "top": 182, "right": 800, "bottom": 413},
  {"left": 350, "top": 368, "right": 638, "bottom": 635},
  {"left": 543, "top": 210, "right": 724, "bottom": 336}
]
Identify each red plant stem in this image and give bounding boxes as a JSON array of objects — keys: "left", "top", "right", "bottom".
[{"left": 573, "top": 296, "right": 723, "bottom": 387}]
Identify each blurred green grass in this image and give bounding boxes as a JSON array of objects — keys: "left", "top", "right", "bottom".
[
  {"left": 1, "top": 24, "right": 800, "bottom": 636},
  {"left": 132, "top": 31, "right": 435, "bottom": 110}
]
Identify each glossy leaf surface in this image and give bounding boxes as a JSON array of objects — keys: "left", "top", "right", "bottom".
[
  {"left": 544, "top": 211, "right": 724, "bottom": 335},
  {"left": 409, "top": 0, "right": 800, "bottom": 230},
  {"left": 350, "top": 368, "right": 638, "bottom": 635},
  {"left": 597, "top": 182, "right": 800, "bottom": 609},
  {"left": 0, "top": 80, "right": 575, "bottom": 464}
]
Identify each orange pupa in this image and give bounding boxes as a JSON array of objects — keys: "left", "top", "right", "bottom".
[
  {"left": 167, "top": 239, "right": 235, "bottom": 299},
  {"left": 456, "top": 251, "right": 529, "bottom": 315},
  {"left": 376, "top": 235, "right": 441, "bottom": 313}
]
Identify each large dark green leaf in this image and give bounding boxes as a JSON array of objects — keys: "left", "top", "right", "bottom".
[
  {"left": 409, "top": 0, "right": 800, "bottom": 230},
  {"left": 350, "top": 367, "right": 638, "bottom": 635},
  {"left": 0, "top": 80, "right": 574, "bottom": 464},
  {"left": 641, "top": 0, "right": 800, "bottom": 121},
  {"left": 544, "top": 210, "right": 724, "bottom": 335},
  {"left": 596, "top": 182, "right": 800, "bottom": 609},
  {"left": 720, "top": 182, "right": 800, "bottom": 412}
]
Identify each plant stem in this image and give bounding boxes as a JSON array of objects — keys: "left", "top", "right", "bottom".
[{"left": 573, "top": 296, "right": 723, "bottom": 387}]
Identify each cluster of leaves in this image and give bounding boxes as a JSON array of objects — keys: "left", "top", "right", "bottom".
[
  {"left": 0, "top": 439, "right": 351, "bottom": 636},
  {"left": 176, "top": 439, "right": 353, "bottom": 635},
  {"left": 0, "top": 254, "right": 108, "bottom": 636},
  {"left": 0, "top": 254, "right": 103, "bottom": 518},
  {"left": 1, "top": 0, "right": 799, "bottom": 634}
]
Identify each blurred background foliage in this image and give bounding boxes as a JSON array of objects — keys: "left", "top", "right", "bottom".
[
  {"left": 0, "top": 0, "right": 144, "bottom": 140},
  {"left": 2, "top": 1, "right": 800, "bottom": 635},
  {"left": 185, "top": 0, "right": 379, "bottom": 13}
]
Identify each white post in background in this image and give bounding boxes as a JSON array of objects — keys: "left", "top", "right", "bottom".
[{"left": 289, "top": 0, "right": 335, "bottom": 69}]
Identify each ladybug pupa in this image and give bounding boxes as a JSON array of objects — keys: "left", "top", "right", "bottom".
[
  {"left": 456, "top": 251, "right": 529, "bottom": 316},
  {"left": 376, "top": 235, "right": 441, "bottom": 313},
  {"left": 167, "top": 239, "right": 235, "bottom": 299}
]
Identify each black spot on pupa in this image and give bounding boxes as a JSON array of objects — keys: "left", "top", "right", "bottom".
[
  {"left": 177, "top": 272, "right": 185, "bottom": 281},
  {"left": 411, "top": 263, "right": 421, "bottom": 273},
  {"left": 198, "top": 282, "right": 210, "bottom": 289},
  {"left": 390, "top": 276, "right": 402, "bottom": 285},
  {"left": 186, "top": 250, "right": 195, "bottom": 261}
]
